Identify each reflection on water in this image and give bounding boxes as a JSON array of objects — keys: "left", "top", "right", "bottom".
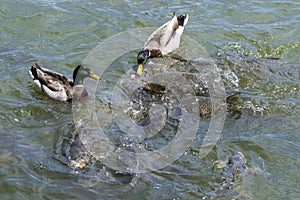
[{"left": 1, "top": 0, "right": 300, "bottom": 199}]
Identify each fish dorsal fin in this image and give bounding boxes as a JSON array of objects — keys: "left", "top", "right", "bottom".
[
  {"left": 226, "top": 92, "right": 241, "bottom": 103},
  {"left": 169, "top": 48, "right": 187, "bottom": 61}
]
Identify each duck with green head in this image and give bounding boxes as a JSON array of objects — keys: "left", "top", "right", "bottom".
[
  {"left": 137, "top": 12, "right": 189, "bottom": 75},
  {"left": 29, "top": 63, "right": 100, "bottom": 101}
]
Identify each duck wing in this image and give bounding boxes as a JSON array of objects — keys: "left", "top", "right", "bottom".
[
  {"left": 161, "top": 14, "right": 188, "bottom": 55},
  {"left": 143, "top": 14, "right": 178, "bottom": 53}
]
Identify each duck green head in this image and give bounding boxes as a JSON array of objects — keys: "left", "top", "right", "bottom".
[
  {"left": 137, "top": 50, "right": 150, "bottom": 75},
  {"left": 73, "top": 65, "right": 100, "bottom": 85}
]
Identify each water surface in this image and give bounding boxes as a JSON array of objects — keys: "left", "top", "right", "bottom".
[{"left": 1, "top": 0, "right": 299, "bottom": 199}]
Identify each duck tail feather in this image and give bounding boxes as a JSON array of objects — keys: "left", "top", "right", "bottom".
[
  {"left": 177, "top": 14, "right": 188, "bottom": 27},
  {"left": 29, "top": 64, "right": 39, "bottom": 80}
]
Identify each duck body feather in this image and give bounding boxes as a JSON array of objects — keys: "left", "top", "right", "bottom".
[
  {"left": 136, "top": 12, "right": 188, "bottom": 75},
  {"left": 144, "top": 12, "right": 189, "bottom": 56},
  {"left": 29, "top": 63, "right": 88, "bottom": 101}
]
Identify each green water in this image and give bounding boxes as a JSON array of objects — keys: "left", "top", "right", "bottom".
[{"left": 1, "top": 0, "right": 299, "bottom": 199}]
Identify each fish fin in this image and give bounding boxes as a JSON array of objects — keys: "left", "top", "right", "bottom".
[{"left": 226, "top": 92, "right": 241, "bottom": 103}]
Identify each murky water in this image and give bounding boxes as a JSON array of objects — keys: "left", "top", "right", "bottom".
[{"left": 1, "top": 0, "right": 299, "bottom": 199}]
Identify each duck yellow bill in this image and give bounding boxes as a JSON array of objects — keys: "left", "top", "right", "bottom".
[
  {"left": 89, "top": 71, "right": 100, "bottom": 80},
  {"left": 137, "top": 64, "right": 143, "bottom": 75}
]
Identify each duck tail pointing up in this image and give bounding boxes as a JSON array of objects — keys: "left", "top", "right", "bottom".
[
  {"left": 29, "top": 63, "right": 40, "bottom": 80},
  {"left": 177, "top": 14, "right": 189, "bottom": 27}
]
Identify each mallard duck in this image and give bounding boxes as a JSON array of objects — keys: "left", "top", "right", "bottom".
[
  {"left": 136, "top": 12, "right": 189, "bottom": 75},
  {"left": 29, "top": 63, "right": 100, "bottom": 101}
]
